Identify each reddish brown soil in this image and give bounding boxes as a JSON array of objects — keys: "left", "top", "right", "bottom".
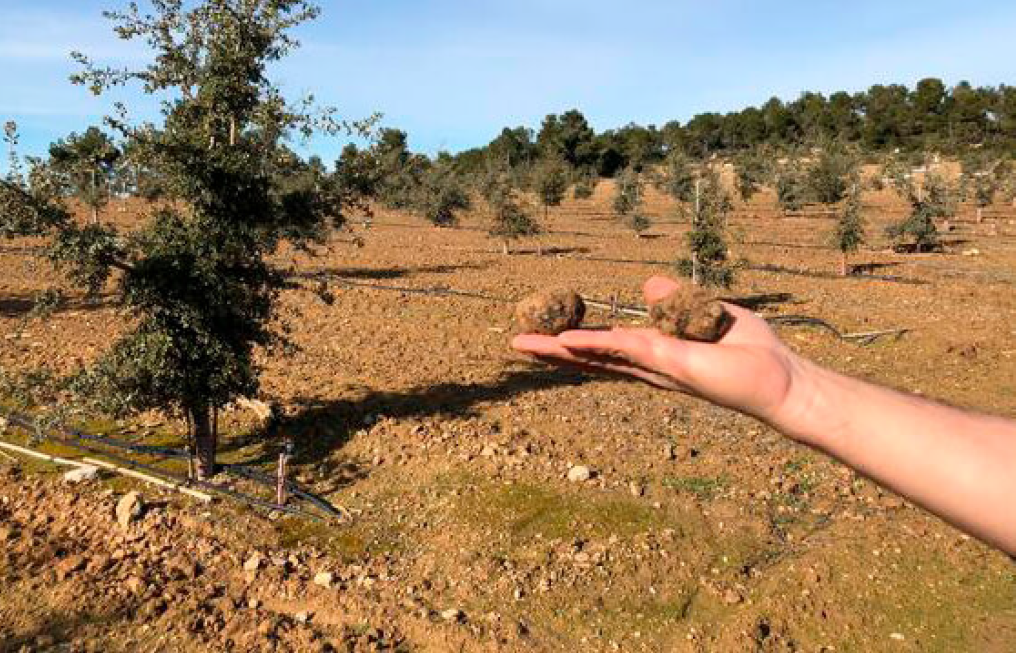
[{"left": 1, "top": 183, "right": 1015, "bottom": 652}]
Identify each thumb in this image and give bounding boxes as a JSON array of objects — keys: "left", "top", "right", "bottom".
[{"left": 643, "top": 275, "right": 681, "bottom": 305}]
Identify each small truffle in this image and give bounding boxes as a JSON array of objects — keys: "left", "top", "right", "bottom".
[
  {"left": 514, "top": 289, "right": 586, "bottom": 335},
  {"left": 648, "top": 284, "right": 733, "bottom": 342}
]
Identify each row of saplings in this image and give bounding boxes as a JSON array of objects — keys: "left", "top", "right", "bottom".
[
  {"left": 365, "top": 142, "right": 996, "bottom": 279},
  {"left": 0, "top": 0, "right": 1003, "bottom": 486},
  {"left": 6, "top": 109, "right": 997, "bottom": 280}
]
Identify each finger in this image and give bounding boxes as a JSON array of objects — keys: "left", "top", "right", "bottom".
[
  {"left": 557, "top": 328, "right": 659, "bottom": 368},
  {"left": 529, "top": 351, "right": 683, "bottom": 390},
  {"left": 513, "top": 334, "right": 680, "bottom": 388},
  {"left": 643, "top": 276, "right": 681, "bottom": 304},
  {"left": 512, "top": 334, "right": 570, "bottom": 357}
]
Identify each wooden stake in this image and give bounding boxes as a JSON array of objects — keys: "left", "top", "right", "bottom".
[{"left": 277, "top": 439, "right": 293, "bottom": 506}]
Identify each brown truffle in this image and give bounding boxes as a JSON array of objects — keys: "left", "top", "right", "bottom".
[
  {"left": 648, "top": 283, "right": 733, "bottom": 342},
  {"left": 514, "top": 290, "right": 586, "bottom": 335}
]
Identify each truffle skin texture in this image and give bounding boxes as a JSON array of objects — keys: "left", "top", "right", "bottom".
[
  {"left": 648, "top": 284, "right": 733, "bottom": 342},
  {"left": 514, "top": 290, "right": 586, "bottom": 335}
]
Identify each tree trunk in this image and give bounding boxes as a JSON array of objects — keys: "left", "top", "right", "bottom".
[
  {"left": 90, "top": 168, "right": 98, "bottom": 224},
  {"left": 840, "top": 251, "right": 848, "bottom": 277},
  {"left": 191, "top": 405, "right": 217, "bottom": 480},
  {"left": 692, "top": 178, "right": 701, "bottom": 285}
]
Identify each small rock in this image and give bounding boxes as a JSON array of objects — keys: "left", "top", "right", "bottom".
[
  {"left": 480, "top": 445, "right": 497, "bottom": 458},
  {"left": 441, "top": 608, "right": 464, "bottom": 623},
  {"left": 116, "top": 491, "right": 144, "bottom": 528},
  {"left": 961, "top": 248, "right": 980, "bottom": 256},
  {"left": 167, "top": 557, "right": 200, "bottom": 580},
  {"left": 890, "top": 632, "right": 905, "bottom": 641},
  {"left": 55, "top": 554, "right": 87, "bottom": 581},
  {"left": 567, "top": 465, "right": 592, "bottom": 483},
  {"left": 629, "top": 481, "right": 644, "bottom": 497},
  {"left": 662, "top": 443, "right": 676, "bottom": 461},
  {"left": 63, "top": 465, "right": 100, "bottom": 484},
  {"left": 258, "top": 618, "right": 276, "bottom": 637},
  {"left": 722, "top": 589, "right": 742, "bottom": 605},
  {"left": 294, "top": 610, "right": 312, "bottom": 624},
  {"left": 313, "top": 571, "right": 334, "bottom": 588},
  {"left": 244, "top": 553, "right": 263, "bottom": 572},
  {"left": 248, "top": 597, "right": 261, "bottom": 610},
  {"left": 124, "top": 575, "right": 145, "bottom": 595}
]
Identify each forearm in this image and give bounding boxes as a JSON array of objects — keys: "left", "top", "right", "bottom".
[{"left": 772, "top": 354, "right": 1016, "bottom": 556}]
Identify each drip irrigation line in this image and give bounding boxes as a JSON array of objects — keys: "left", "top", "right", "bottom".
[
  {"left": 745, "top": 263, "right": 927, "bottom": 285},
  {"left": 366, "top": 220, "right": 604, "bottom": 239},
  {"left": 312, "top": 276, "right": 909, "bottom": 345},
  {"left": 0, "top": 409, "right": 325, "bottom": 521},
  {"left": 15, "top": 408, "right": 344, "bottom": 518}
]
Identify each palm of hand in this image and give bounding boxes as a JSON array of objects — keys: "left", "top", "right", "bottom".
[{"left": 511, "top": 277, "right": 798, "bottom": 424}]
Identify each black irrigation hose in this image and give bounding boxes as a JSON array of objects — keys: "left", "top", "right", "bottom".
[
  {"left": 324, "top": 275, "right": 516, "bottom": 304},
  {"left": 1, "top": 409, "right": 324, "bottom": 521},
  {"left": 16, "top": 409, "right": 344, "bottom": 519},
  {"left": 765, "top": 315, "right": 845, "bottom": 338},
  {"left": 314, "top": 276, "right": 908, "bottom": 345},
  {"left": 220, "top": 463, "right": 345, "bottom": 519},
  {"left": 745, "top": 262, "right": 928, "bottom": 285}
]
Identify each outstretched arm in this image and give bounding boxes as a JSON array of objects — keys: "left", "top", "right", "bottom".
[{"left": 513, "top": 276, "right": 1016, "bottom": 556}]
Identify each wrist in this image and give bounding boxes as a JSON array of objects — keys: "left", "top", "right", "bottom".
[{"left": 764, "top": 352, "right": 851, "bottom": 449}]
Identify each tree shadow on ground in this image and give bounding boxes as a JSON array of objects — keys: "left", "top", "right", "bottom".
[
  {"left": 237, "top": 366, "right": 594, "bottom": 469},
  {"left": 513, "top": 246, "right": 592, "bottom": 256},
  {"left": 940, "top": 238, "right": 972, "bottom": 248},
  {"left": 890, "top": 243, "right": 946, "bottom": 254},
  {"left": 293, "top": 262, "right": 491, "bottom": 282},
  {"left": 742, "top": 240, "right": 832, "bottom": 250},
  {"left": 0, "top": 607, "right": 124, "bottom": 653},
  {"left": 0, "top": 293, "right": 114, "bottom": 319},
  {"left": 745, "top": 262, "right": 928, "bottom": 285},
  {"left": 848, "top": 261, "right": 903, "bottom": 275},
  {"left": 723, "top": 292, "right": 799, "bottom": 311}
]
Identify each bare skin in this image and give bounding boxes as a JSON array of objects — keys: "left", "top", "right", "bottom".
[{"left": 513, "top": 275, "right": 1016, "bottom": 557}]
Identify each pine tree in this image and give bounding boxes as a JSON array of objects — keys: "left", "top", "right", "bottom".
[
  {"left": 658, "top": 151, "right": 696, "bottom": 203},
  {"left": 47, "top": 127, "right": 120, "bottom": 224},
  {"left": 831, "top": 181, "right": 865, "bottom": 275},
  {"left": 613, "top": 166, "right": 650, "bottom": 236},
  {"left": 884, "top": 163, "right": 954, "bottom": 252},
  {"left": 677, "top": 169, "right": 734, "bottom": 287},
  {"left": 806, "top": 149, "right": 853, "bottom": 205},
  {"left": 572, "top": 167, "right": 597, "bottom": 199},
  {"left": 732, "top": 149, "right": 769, "bottom": 204},
  {"left": 774, "top": 158, "right": 807, "bottom": 215},
  {"left": 534, "top": 157, "right": 568, "bottom": 222},
  {"left": 487, "top": 175, "right": 540, "bottom": 254},
  {"left": 416, "top": 162, "right": 470, "bottom": 227}
]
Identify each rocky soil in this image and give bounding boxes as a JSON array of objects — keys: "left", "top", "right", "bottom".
[{"left": 2, "top": 184, "right": 1016, "bottom": 651}]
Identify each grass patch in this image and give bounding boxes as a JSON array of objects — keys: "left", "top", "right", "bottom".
[
  {"left": 461, "top": 482, "right": 675, "bottom": 544},
  {"left": 662, "top": 475, "right": 728, "bottom": 500},
  {"left": 273, "top": 516, "right": 403, "bottom": 561}
]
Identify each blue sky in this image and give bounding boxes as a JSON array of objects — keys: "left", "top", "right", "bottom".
[{"left": 2, "top": 0, "right": 1016, "bottom": 166}]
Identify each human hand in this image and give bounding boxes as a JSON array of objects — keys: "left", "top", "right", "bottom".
[{"left": 511, "top": 276, "right": 806, "bottom": 428}]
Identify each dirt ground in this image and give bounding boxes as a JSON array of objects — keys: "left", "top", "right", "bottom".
[{"left": 1, "top": 180, "right": 1015, "bottom": 652}]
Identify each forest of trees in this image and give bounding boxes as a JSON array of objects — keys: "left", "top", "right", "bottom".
[{"left": 452, "top": 79, "right": 1016, "bottom": 177}]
